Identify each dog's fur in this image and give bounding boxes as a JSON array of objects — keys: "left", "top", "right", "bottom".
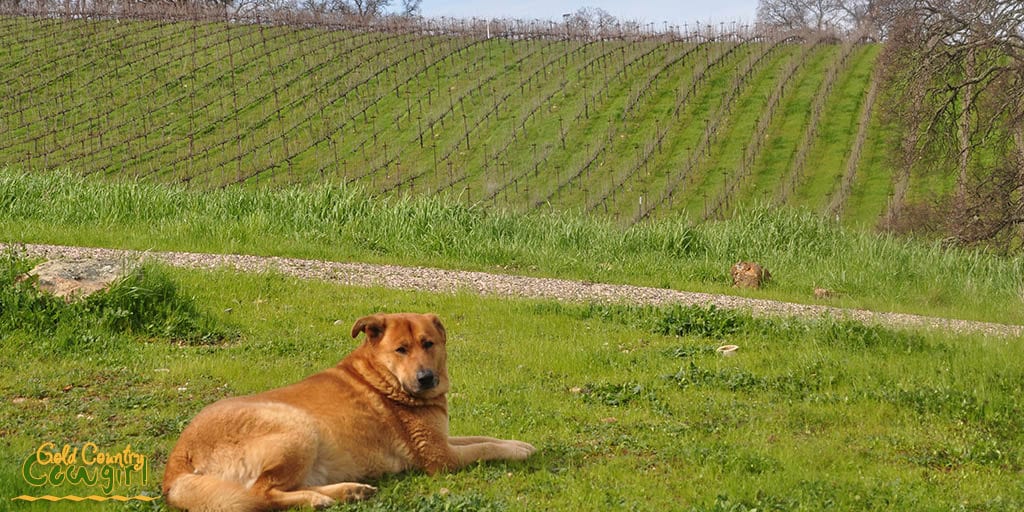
[{"left": 162, "top": 313, "right": 535, "bottom": 512}]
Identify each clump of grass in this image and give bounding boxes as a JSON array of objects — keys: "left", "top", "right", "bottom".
[
  {"left": 0, "top": 252, "right": 230, "bottom": 352},
  {"left": 817, "top": 318, "right": 929, "bottom": 352},
  {"left": 568, "top": 302, "right": 750, "bottom": 339},
  {"left": 651, "top": 305, "right": 746, "bottom": 338},
  {"left": 559, "top": 300, "right": 932, "bottom": 351},
  {"left": 577, "top": 382, "right": 650, "bottom": 407}
]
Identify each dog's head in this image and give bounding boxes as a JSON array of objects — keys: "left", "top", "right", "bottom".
[{"left": 351, "top": 313, "right": 450, "bottom": 399}]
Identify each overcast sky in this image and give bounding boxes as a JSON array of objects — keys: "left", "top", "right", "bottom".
[{"left": 418, "top": 1, "right": 760, "bottom": 27}]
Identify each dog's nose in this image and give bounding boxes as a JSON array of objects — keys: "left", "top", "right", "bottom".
[{"left": 416, "top": 369, "right": 437, "bottom": 390}]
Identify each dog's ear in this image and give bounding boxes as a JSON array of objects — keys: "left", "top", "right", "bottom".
[
  {"left": 426, "top": 313, "right": 446, "bottom": 341},
  {"left": 351, "top": 314, "right": 386, "bottom": 343}
]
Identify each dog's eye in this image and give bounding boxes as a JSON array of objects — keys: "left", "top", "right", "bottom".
[
  {"left": 422, "top": 341, "right": 434, "bottom": 349},
  {"left": 395, "top": 346, "right": 408, "bottom": 355}
]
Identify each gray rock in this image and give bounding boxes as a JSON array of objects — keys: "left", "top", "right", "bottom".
[{"left": 22, "top": 258, "right": 136, "bottom": 301}]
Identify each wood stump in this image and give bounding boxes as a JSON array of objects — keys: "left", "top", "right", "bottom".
[{"left": 730, "top": 261, "right": 770, "bottom": 289}]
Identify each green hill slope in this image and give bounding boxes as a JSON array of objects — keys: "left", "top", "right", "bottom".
[{"left": 1, "top": 14, "right": 901, "bottom": 226}]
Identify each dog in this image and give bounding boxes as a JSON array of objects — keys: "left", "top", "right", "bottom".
[{"left": 162, "top": 312, "right": 536, "bottom": 512}]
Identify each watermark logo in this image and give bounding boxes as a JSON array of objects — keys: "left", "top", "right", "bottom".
[{"left": 13, "top": 441, "right": 157, "bottom": 503}]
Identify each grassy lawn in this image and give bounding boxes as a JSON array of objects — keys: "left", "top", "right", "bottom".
[{"left": 1, "top": 254, "right": 1022, "bottom": 511}]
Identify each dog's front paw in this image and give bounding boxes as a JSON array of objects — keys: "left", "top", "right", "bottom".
[
  {"left": 507, "top": 440, "right": 536, "bottom": 460},
  {"left": 344, "top": 483, "right": 378, "bottom": 502},
  {"left": 310, "top": 494, "right": 337, "bottom": 510},
  {"left": 316, "top": 482, "right": 377, "bottom": 503}
]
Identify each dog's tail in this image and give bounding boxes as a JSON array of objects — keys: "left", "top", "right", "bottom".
[{"left": 162, "top": 453, "right": 266, "bottom": 512}]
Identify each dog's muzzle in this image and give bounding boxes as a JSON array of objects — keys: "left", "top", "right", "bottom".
[{"left": 416, "top": 369, "right": 438, "bottom": 391}]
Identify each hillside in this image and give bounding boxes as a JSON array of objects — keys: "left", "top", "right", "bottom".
[{"left": 1, "top": 13, "right": 895, "bottom": 226}]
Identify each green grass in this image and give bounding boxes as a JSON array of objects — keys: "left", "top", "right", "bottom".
[
  {"left": 840, "top": 102, "right": 897, "bottom": 229},
  {"left": 2, "top": 168, "right": 1023, "bottom": 326},
  {"left": 0, "top": 14, "right": 907, "bottom": 225},
  {"left": 680, "top": 43, "right": 799, "bottom": 219},
  {"left": 635, "top": 42, "right": 751, "bottom": 221},
  {"left": 2, "top": 256, "right": 1022, "bottom": 511},
  {"left": 794, "top": 45, "right": 878, "bottom": 212},
  {"left": 743, "top": 44, "right": 837, "bottom": 208}
]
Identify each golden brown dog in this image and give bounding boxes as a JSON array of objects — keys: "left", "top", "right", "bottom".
[{"left": 162, "top": 313, "right": 535, "bottom": 512}]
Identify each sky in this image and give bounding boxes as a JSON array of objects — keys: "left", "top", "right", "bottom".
[{"left": 418, "top": 0, "right": 760, "bottom": 28}]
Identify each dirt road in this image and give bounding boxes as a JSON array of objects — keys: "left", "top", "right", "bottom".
[{"left": 4, "top": 242, "right": 1021, "bottom": 337}]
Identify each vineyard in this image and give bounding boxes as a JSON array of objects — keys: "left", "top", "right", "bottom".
[{"left": 0, "top": 10, "right": 898, "bottom": 226}]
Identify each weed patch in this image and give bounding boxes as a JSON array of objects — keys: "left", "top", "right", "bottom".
[
  {"left": 568, "top": 301, "right": 928, "bottom": 357},
  {"left": 692, "top": 492, "right": 798, "bottom": 512},
  {"left": 577, "top": 383, "right": 651, "bottom": 407},
  {"left": 651, "top": 305, "right": 746, "bottom": 338},
  {"left": 875, "top": 384, "right": 1023, "bottom": 438},
  {"left": 669, "top": 345, "right": 721, "bottom": 358},
  {"left": 572, "top": 303, "right": 750, "bottom": 339}
]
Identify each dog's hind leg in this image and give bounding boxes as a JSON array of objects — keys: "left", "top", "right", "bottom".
[{"left": 244, "top": 424, "right": 336, "bottom": 509}]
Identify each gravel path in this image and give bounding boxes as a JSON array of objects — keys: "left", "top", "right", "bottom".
[{"left": 5, "top": 242, "right": 1021, "bottom": 338}]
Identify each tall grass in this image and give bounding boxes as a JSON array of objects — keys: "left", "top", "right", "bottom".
[{"left": 1, "top": 168, "right": 1022, "bottom": 324}]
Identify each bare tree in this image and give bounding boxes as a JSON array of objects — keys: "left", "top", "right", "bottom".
[
  {"left": 251, "top": 0, "right": 410, "bottom": 17},
  {"left": 755, "top": 0, "right": 894, "bottom": 35},
  {"left": 304, "top": 0, "right": 417, "bottom": 17},
  {"left": 840, "top": 0, "right": 877, "bottom": 31},
  {"left": 345, "top": 0, "right": 385, "bottom": 16},
  {"left": 565, "top": 6, "right": 617, "bottom": 38},
  {"left": 881, "top": 0, "right": 1024, "bottom": 247},
  {"left": 870, "top": 0, "right": 911, "bottom": 37},
  {"left": 399, "top": 0, "right": 419, "bottom": 16},
  {"left": 756, "top": 0, "right": 848, "bottom": 31}
]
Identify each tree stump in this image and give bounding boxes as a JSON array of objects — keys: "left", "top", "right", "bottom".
[{"left": 730, "top": 261, "right": 770, "bottom": 289}]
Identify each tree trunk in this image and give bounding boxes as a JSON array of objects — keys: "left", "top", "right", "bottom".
[
  {"left": 1016, "top": 118, "right": 1024, "bottom": 243},
  {"left": 957, "top": 47, "right": 975, "bottom": 201}
]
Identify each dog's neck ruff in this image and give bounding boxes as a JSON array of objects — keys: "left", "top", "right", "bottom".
[{"left": 346, "top": 357, "right": 444, "bottom": 408}]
